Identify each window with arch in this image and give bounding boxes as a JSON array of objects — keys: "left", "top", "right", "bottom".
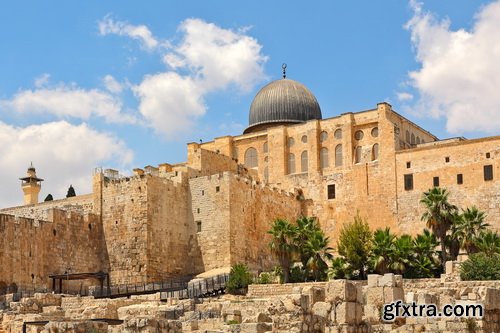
[
  {"left": 320, "top": 147, "right": 329, "bottom": 169},
  {"left": 411, "top": 133, "right": 415, "bottom": 145},
  {"left": 355, "top": 146, "right": 362, "bottom": 164},
  {"left": 263, "top": 167, "right": 269, "bottom": 182},
  {"left": 372, "top": 144, "right": 379, "bottom": 161},
  {"left": 334, "top": 129, "right": 342, "bottom": 139},
  {"left": 301, "top": 151, "right": 308, "bottom": 172},
  {"left": 263, "top": 141, "right": 268, "bottom": 153},
  {"left": 288, "top": 137, "right": 295, "bottom": 147},
  {"left": 354, "top": 130, "right": 364, "bottom": 140},
  {"left": 244, "top": 147, "right": 258, "bottom": 168},
  {"left": 416, "top": 136, "right": 421, "bottom": 144},
  {"left": 335, "top": 144, "right": 343, "bottom": 167},
  {"left": 320, "top": 131, "right": 328, "bottom": 142},
  {"left": 405, "top": 130, "right": 410, "bottom": 143},
  {"left": 288, "top": 153, "right": 296, "bottom": 174}
]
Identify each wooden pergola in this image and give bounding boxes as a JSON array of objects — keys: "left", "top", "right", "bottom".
[{"left": 48, "top": 271, "right": 109, "bottom": 296}]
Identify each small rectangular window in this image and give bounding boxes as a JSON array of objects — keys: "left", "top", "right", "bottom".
[
  {"left": 406, "top": 162, "right": 411, "bottom": 168},
  {"left": 486, "top": 152, "right": 491, "bottom": 158},
  {"left": 196, "top": 221, "right": 202, "bottom": 233},
  {"left": 484, "top": 165, "right": 493, "bottom": 181},
  {"left": 197, "top": 208, "right": 200, "bottom": 214},
  {"left": 433, "top": 176, "right": 440, "bottom": 187},
  {"left": 404, "top": 174, "right": 413, "bottom": 191},
  {"left": 445, "top": 157, "right": 450, "bottom": 163},
  {"left": 457, "top": 174, "right": 463, "bottom": 185},
  {"left": 201, "top": 190, "right": 205, "bottom": 196},
  {"left": 327, "top": 184, "right": 336, "bottom": 199},
  {"left": 216, "top": 186, "right": 220, "bottom": 192}
]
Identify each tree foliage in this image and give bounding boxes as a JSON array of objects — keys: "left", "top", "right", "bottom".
[
  {"left": 460, "top": 253, "right": 500, "bottom": 281},
  {"left": 226, "top": 263, "right": 253, "bottom": 294},
  {"left": 337, "top": 213, "right": 372, "bottom": 279}
]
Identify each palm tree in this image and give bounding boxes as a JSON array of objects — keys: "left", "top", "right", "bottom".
[
  {"left": 411, "top": 229, "right": 441, "bottom": 277},
  {"left": 303, "top": 229, "right": 334, "bottom": 281},
  {"left": 389, "top": 235, "right": 413, "bottom": 275},
  {"left": 268, "top": 218, "right": 297, "bottom": 283},
  {"left": 294, "top": 216, "right": 318, "bottom": 268},
  {"left": 370, "top": 227, "right": 396, "bottom": 274},
  {"left": 420, "top": 187, "right": 457, "bottom": 266},
  {"left": 453, "top": 207, "right": 489, "bottom": 254},
  {"left": 473, "top": 230, "right": 500, "bottom": 256}
]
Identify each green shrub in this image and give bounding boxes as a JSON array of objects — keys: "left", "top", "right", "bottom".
[
  {"left": 226, "top": 263, "right": 252, "bottom": 294},
  {"left": 460, "top": 253, "right": 500, "bottom": 281},
  {"left": 256, "top": 272, "right": 272, "bottom": 284},
  {"left": 289, "top": 265, "right": 307, "bottom": 283}
]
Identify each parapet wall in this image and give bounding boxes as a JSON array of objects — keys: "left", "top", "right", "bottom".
[{"left": 0, "top": 194, "right": 94, "bottom": 221}]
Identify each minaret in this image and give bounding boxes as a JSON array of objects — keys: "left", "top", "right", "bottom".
[{"left": 19, "top": 163, "right": 44, "bottom": 205}]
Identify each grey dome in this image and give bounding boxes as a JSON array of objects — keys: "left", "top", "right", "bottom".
[{"left": 244, "top": 78, "right": 322, "bottom": 134}]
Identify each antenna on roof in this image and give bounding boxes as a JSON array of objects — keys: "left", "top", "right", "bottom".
[{"left": 282, "top": 63, "right": 287, "bottom": 79}]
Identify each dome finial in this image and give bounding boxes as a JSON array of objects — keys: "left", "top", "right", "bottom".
[{"left": 282, "top": 63, "right": 287, "bottom": 79}]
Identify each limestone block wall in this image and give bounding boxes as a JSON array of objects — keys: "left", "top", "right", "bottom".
[
  {"left": 228, "top": 174, "right": 302, "bottom": 271},
  {"left": 0, "top": 194, "right": 94, "bottom": 221},
  {"left": 189, "top": 174, "right": 231, "bottom": 272},
  {"left": 0, "top": 209, "right": 105, "bottom": 292},
  {"left": 97, "top": 174, "right": 150, "bottom": 284},
  {"left": 146, "top": 176, "right": 194, "bottom": 280},
  {"left": 396, "top": 136, "right": 500, "bottom": 235}
]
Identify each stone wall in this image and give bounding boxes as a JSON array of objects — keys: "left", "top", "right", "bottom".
[
  {"left": 0, "top": 194, "right": 93, "bottom": 221},
  {"left": 396, "top": 136, "right": 500, "bottom": 235},
  {"left": 0, "top": 209, "right": 106, "bottom": 292}
]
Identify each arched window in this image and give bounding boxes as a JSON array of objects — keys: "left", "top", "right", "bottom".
[
  {"left": 411, "top": 133, "right": 415, "bottom": 145},
  {"left": 263, "top": 141, "right": 268, "bottom": 153},
  {"left": 288, "top": 153, "right": 296, "bottom": 174},
  {"left": 405, "top": 130, "right": 410, "bottom": 143},
  {"left": 263, "top": 167, "right": 269, "bottom": 182},
  {"left": 335, "top": 144, "right": 343, "bottom": 167},
  {"left": 355, "top": 146, "right": 362, "bottom": 164},
  {"left": 244, "top": 147, "right": 258, "bottom": 168},
  {"left": 288, "top": 137, "right": 295, "bottom": 147},
  {"left": 301, "top": 151, "right": 308, "bottom": 172},
  {"left": 372, "top": 144, "right": 379, "bottom": 161},
  {"left": 334, "top": 129, "right": 342, "bottom": 139},
  {"left": 416, "top": 136, "right": 421, "bottom": 144},
  {"left": 320, "top": 131, "right": 328, "bottom": 142},
  {"left": 320, "top": 147, "right": 329, "bottom": 169}
]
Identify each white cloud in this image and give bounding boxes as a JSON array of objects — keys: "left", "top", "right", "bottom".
[
  {"left": 133, "top": 72, "right": 205, "bottom": 136},
  {"left": 0, "top": 121, "right": 133, "bottom": 208},
  {"left": 103, "top": 74, "right": 124, "bottom": 94},
  {"left": 397, "top": 92, "right": 414, "bottom": 102},
  {"left": 134, "top": 18, "right": 268, "bottom": 138},
  {"left": 98, "top": 16, "right": 161, "bottom": 50},
  {"left": 404, "top": 0, "right": 500, "bottom": 134},
  {"left": 34, "top": 73, "right": 50, "bottom": 88},
  {"left": 1, "top": 83, "right": 134, "bottom": 123}
]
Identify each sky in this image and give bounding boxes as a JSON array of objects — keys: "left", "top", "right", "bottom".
[{"left": 1, "top": 0, "right": 499, "bottom": 208}]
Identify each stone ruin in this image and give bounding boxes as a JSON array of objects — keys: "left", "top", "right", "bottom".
[{"left": 0, "top": 270, "right": 499, "bottom": 333}]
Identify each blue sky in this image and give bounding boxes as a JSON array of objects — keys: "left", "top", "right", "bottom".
[{"left": 1, "top": 0, "right": 499, "bottom": 207}]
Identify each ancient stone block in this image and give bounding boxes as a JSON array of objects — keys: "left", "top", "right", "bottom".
[
  {"left": 366, "top": 287, "right": 384, "bottom": 306},
  {"left": 325, "top": 280, "right": 357, "bottom": 303},
  {"left": 379, "top": 273, "right": 395, "bottom": 287},
  {"left": 383, "top": 287, "right": 404, "bottom": 303},
  {"left": 367, "top": 274, "right": 380, "bottom": 287},
  {"left": 335, "top": 302, "right": 358, "bottom": 324},
  {"left": 312, "top": 301, "right": 332, "bottom": 319}
]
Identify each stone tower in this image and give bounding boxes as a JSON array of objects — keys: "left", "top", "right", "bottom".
[{"left": 19, "top": 163, "right": 44, "bottom": 205}]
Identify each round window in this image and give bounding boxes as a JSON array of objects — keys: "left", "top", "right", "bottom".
[
  {"left": 355, "top": 130, "right": 364, "bottom": 140},
  {"left": 371, "top": 127, "right": 379, "bottom": 137}
]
